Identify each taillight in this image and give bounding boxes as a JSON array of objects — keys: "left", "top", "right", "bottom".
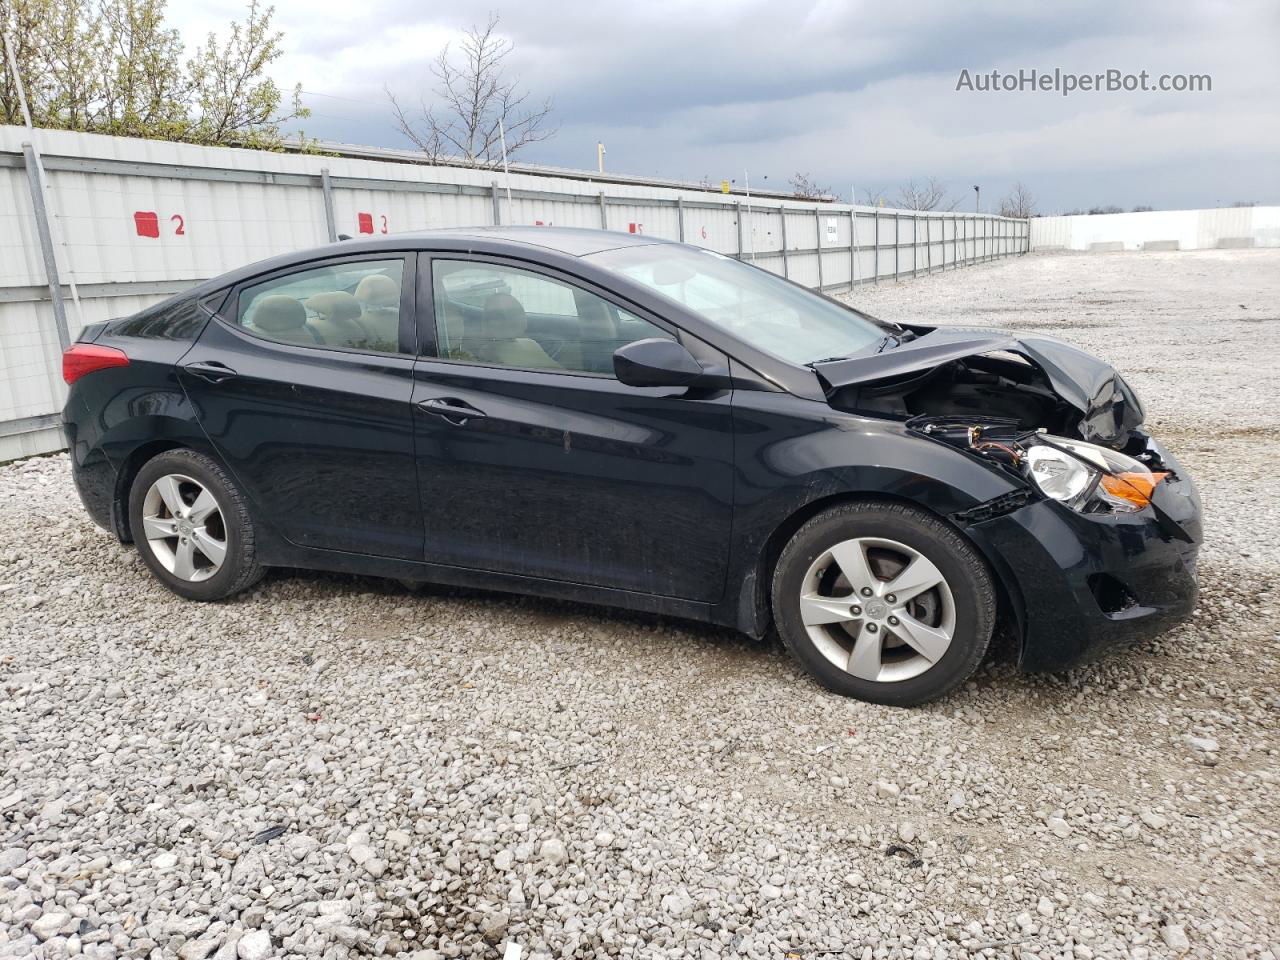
[{"left": 62, "top": 343, "right": 130, "bottom": 384}]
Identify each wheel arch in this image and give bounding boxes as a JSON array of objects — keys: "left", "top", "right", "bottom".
[
  {"left": 736, "top": 489, "right": 1025, "bottom": 653},
  {"left": 111, "top": 436, "right": 223, "bottom": 542}
]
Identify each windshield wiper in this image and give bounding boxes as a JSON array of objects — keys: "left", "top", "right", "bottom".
[
  {"left": 809, "top": 330, "right": 918, "bottom": 366},
  {"left": 875, "top": 334, "right": 901, "bottom": 353}
]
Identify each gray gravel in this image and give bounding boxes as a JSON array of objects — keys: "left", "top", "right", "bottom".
[{"left": 3, "top": 249, "right": 1279, "bottom": 960}]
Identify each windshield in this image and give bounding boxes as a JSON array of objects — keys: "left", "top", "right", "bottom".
[{"left": 587, "top": 244, "right": 887, "bottom": 365}]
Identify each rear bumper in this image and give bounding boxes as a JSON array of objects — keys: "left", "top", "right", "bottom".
[{"left": 967, "top": 444, "right": 1201, "bottom": 672}]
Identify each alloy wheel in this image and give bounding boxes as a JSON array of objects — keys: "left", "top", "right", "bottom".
[
  {"left": 799, "top": 536, "right": 956, "bottom": 683},
  {"left": 140, "top": 473, "right": 228, "bottom": 582}
]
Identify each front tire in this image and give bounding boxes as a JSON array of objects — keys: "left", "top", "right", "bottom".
[
  {"left": 128, "top": 449, "right": 264, "bottom": 601},
  {"left": 771, "top": 501, "right": 996, "bottom": 707}
]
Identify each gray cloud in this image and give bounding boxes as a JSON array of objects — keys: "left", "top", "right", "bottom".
[{"left": 175, "top": 0, "right": 1280, "bottom": 211}]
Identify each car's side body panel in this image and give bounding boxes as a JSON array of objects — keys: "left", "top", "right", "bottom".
[
  {"left": 177, "top": 318, "right": 424, "bottom": 560},
  {"left": 66, "top": 307, "right": 214, "bottom": 539}
]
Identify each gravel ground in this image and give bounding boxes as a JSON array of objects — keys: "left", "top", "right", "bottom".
[{"left": 2, "top": 249, "right": 1278, "bottom": 960}]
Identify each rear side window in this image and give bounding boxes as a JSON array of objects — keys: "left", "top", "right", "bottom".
[
  {"left": 235, "top": 258, "right": 406, "bottom": 354},
  {"left": 106, "top": 298, "right": 207, "bottom": 340}
]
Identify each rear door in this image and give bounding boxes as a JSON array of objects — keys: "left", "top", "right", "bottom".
[
  {"left": 180, "top": 253, "right": 424, "bottom": 560},
  {"left": 412, "top": 255, "right": 735, "bottom": 601}
]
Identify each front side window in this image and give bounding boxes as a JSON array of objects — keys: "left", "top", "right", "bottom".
[
  {"left": 587, "top": 244, "right": 885, "bottom": 365},
  {"left": 431, "top": 260, "right": 672, "bottom": 375},
  {"left": 236, "top": 258, "right": 405, "bottom": 354}
]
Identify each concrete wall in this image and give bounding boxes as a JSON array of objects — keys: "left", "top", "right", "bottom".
[
  {"left": 1030, "top": 206, "right": 1280, "bottom": 252},
  {"left": 1, "top": 126, "right": 1029, "bottom": 461}
]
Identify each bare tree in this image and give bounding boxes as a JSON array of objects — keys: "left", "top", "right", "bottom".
[
  {"left": 388, "top": 15, "right": 555, "bottom": 167},
  {"left": 856, "top": 186, "right": 891, "bottom": 207},
  {"left": 896, "top": 177, "right": 958, "bottom": 211},
  {"left": 788, "top": 172, "right": 831, "bottom": 200},
  {"left": 997, "top": 181, "right": 1036, "bottom": 219}
]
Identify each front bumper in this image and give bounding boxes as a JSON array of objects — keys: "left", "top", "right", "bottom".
[{"left": 965, "top": 441, "right": 1202, "bottom": 672}]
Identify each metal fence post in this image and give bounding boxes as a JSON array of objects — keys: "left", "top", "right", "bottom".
[
  {"left": 893, "top": 212, "right": 900, "bottom": 280},
  {"left": 912, "top": 215, "right": 918, "bottom": 278},
  {"left": 814, "top": 207, "right": 824, "bottom": 290},
  {"left": 873, "top": 207, "right": 879, "bottom": 284},
  {"left": 490, "top": 182, "right": 502, "bottom": 225},
  {"left": 736, "top": 201, "right": 744, "bottom": 259},
  {"left": 21, "top": 142, "right": 70, "bottom": 353},
  {"left": 779, "top": 207, "right": 790, "bottom": 279},
  {"left": 849, "top": 208, "right": 857, "bottom": 290},
  {"left": 319, "top": 168, "right": 337, "bottom": 242},
  {"left": 598, "top": 191, "right": 608, "bottom": 230},
  {"left": 677, "top": 196, "right": 685, "bottom": 242}
]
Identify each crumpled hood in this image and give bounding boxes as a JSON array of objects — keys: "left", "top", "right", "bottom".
[{"left": 812, "top": 328, "right": 1146, "bottom": 447}]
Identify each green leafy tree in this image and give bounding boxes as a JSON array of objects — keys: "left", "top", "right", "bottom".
[
  {"left": 0, "top": 0, "right": 52, "bottom": 125},
  {"left": 184, "top": 0, "right": 306, "bottom": 147},
  {"left": 0, "top": 0, "right": 307, "bottom": 147},
  {"left": 97, "top": 0, "right": 189, "bottom": 138}
]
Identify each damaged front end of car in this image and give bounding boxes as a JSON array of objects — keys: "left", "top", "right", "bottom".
[{"left": 813, "top": 327, "right": 1203, "bottom": 671}]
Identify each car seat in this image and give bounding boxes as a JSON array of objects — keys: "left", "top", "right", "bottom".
[
  {"left": 305, "top": 291, "right": 374, "bottom": 348},
  {"left": 245, "top": 295, "right": 320, "bottom": 346},
  {"left": 461, "top": 294, "right": 560, "bottom": 369},
  {"left": 353, "top": 274, "right": 402, "bottom": 352}
]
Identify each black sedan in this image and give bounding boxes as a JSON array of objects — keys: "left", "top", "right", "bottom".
[{"left": 62, "top": 227, "right": 1201, "bottom": 706}]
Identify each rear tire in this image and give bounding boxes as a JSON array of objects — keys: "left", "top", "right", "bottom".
[
  {"left": 128, "top": 449, "right": 264, "bottom": 601},
  {"left": 771, "top": 501, "right": 995, "bottom": 707}
]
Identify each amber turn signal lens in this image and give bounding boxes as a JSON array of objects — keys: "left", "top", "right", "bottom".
[{"left": 1100, "top": 471, "right": 1169, "bottom": 508}]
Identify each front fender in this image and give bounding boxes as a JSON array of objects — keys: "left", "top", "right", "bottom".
[{"left": 720, "top": 391, "right": 1025, "bottom": 636}]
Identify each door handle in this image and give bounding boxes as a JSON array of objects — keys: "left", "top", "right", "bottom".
[
  {"left": 183, "top": 361, "right": 239, "bottom": 383},
  {"left": 417, "top": 396, "right": 487, "bottom": 425}
]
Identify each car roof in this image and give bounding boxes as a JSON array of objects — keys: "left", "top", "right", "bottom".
[{"left": 398, "top": 226, "right": 670, "bottom": 257}]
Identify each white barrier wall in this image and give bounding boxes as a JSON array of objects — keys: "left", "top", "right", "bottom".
[
  {"left": 1030, "top": 206, "right": 1280, "bottom": 252},
  {"left": 1, "top": 126, "right": 1029, "bottom": 460}
]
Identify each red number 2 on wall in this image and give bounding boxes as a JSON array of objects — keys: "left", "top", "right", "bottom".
[{"left": 133, "top": 211, "right": 186, "bottom": 238}]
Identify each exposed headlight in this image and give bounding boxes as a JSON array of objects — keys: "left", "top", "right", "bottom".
[
  {"left": 1025, "top": 444, "right": 1095, "bottom": 506},
  {"left": 1024, "top": 436, "right": 1166, "bottom": 513}
]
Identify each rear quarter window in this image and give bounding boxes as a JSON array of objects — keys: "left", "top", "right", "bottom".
[{"left": 104, "top": 297, "right": 210, "bottom": 341}]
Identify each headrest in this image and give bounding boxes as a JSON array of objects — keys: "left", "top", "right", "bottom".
[
  {"left": 480, "top": 293, "right": 527, "bottom": 339},
  {"left": 355, "top": 273, "right": 400, "bottom": 308},
  {"left": 574, "top": 290, "right": 614, "bottom": 331},
  {"left": 251, "top": 295, "right": 306, "bottom": 332},
  {"left": 305, "top": 291, "right": 362, "bottom": 323}
]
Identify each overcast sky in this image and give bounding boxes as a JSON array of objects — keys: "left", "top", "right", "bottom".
[{"left": 170, "top": 0, "right": 1279, "bottom": 212}]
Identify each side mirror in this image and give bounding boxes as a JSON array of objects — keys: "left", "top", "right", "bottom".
[{"left": 613, "top": 338, "right": 704, "bottom": 388}]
